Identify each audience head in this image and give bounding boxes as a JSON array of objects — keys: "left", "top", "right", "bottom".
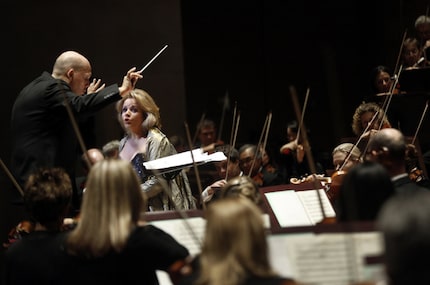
[
  {"left": 102, "top": 140, "right": 120, "bottom": 158},
  {"left": 199, "top": 197, "right": 274, "bottom": 285},
  {"left": 24, "top": 167, "right": 72, "bottom": 231},
  {"left": 51, "top": 51, "right": 92, "bottom": 95},
  {"left": 365, "top": 128, "right": 406, "bottom": 176},
  {"left": 238, "top": 144, "right": 262, "bottom": 177},
  {"left": 67, "top": 159, "right": 147, "bottom": 257},
  {"left": 116, "top": 88, "right": 161, "bottom": 136},
  {"left": 332, "top": 143, "right": 362, "bottom": 171},
  {"left": 377, "top": 190, "right": 430, "bottom": 285},
  {"left": 196, "top": 119, "right": 217, "bottom": 147},
  {"left": 336, "top": 161, "right": 395, "bottom": 222},
  {"left": 351, "top": 102, "right": 391, "bottom": 136},
  {"left": 220, "top": 175, "right": 262, "bottom": 206}
]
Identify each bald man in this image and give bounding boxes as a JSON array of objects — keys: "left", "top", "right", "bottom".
[{"left": 10, "top": 51, "right": 142, "bottom": 211}]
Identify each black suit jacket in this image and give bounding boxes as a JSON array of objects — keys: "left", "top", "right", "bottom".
[
  {"left": 10, "top": 72, "right": 121, "bottom": 194},
  {"left": 393, "top": 175, "right": 430, "bottom": 194}
]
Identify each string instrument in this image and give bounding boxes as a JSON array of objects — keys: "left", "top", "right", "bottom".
[
  {"left": 407, "top": 100, "right": 429, "bottom": 183},
  {"left": 326, "top": 111, "right": 381, "bottom": 204},
  {"left": 289, "top": 86, "right": 336, "bottom": 224}
]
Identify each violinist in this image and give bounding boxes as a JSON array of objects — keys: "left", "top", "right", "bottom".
[
  {"left": 279, "top": 120, "right": 325, "bottom": 182},
  {"left": 332, "top": 143, "right": 362, "bottom": 173},
  {"left": 414, "top": 14, "right": 430, "bottom": 64},
  {"left": 351, "top": 101, "right": 391, "bottom": 152},
  {"left": 4, "top": 167, "right": 73, "bottom": 284},
  {"left": 401, "top": 37, "right": 426, "bottom": 69},
  {"left": 326, "top": 143, "right": 362, "bottom": 203},
  {"left": 239, "top": 144, "right": 284, "bottom": 187},
  {"left": 364, "top": 65, "right": 396, "bottom": 102}
]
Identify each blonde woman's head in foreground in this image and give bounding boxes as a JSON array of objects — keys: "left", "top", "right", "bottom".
[
  {"left": 67, "top": 159, "right": 147, "bottom": 257},
  {"left": 198, "top": 197, "right": 276, "bottom": 285}
]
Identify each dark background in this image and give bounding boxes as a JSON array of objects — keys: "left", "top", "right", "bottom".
[{"left": 2, "top": 0, "right": 429, "bottom": 275}]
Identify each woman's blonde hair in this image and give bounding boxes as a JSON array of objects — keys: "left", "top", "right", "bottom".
[
  {"left": 116, "top": 88, "right": 162, "bottom": 133},
  {"left": 66, "top": 159, "right": 147, "bottom": 258},
  {"left": 197, "top": 197, "right": 275, "bottom": 285}
]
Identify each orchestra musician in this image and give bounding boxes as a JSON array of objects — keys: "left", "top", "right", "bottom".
[
  {"left": 414, "top": 14, "right": 430, "bottom": 64},
  {"left": 351, "top": 101, "right": 391, "bottom": 152},
  {"left": 177, "top": 197, "right": 298, "bottom": 285},
  {"left": 279, "top": 120, "right": 325, "bottom": 182},
  {"left": 366, "top": 128, "right": 430, "bottom": 193},
  {"left": 61, "top": 159, "right": 192, "bottom": 285},
  {"left": 326, "top": 143, "right": 363, "bottom": 203},
  {"left": 335, "top": 161, "right": 395, "bottom": 222},
  {"left": 4, "top": 167, "right": 73, "bottom": 284},
  {"left": 239, "top": 144, "right": 284, "bottom": 187}
]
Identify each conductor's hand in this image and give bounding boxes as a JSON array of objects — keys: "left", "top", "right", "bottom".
[
  {"left": 119, "top": 67, "right": 143, "bottom": 96},
  {"left": 87, "top": 78, "right": 106, "bottom": 94}
]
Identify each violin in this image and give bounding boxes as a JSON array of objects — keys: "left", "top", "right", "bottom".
[
  {"left": 326, "top": 170, "right": 347, "bottom": 204},
  {"left": 2, "top": 220, "right": 35, "bottom": 248}
]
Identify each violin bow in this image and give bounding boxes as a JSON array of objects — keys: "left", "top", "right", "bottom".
[
  {"left": 412, "top": 100, "right": 429, "bottom": 145},
  {"left": 393, "top": 30, "right": 407, "bottom": 76},
  {"left": 225, "top": 102, "right": 240, "bottom": 180},
  {"left": 185, "top": 122, "right": 206, "bottom": 211},
  {"left": 295, "top": 87, "right": 310, "bottom": 145},
  {"left": 217, "top": 90, "right": 229, "bottom": 142},
  {"left": 289, "top": 85, "right": 329, "bottom": 220},
  {"left": 0, "top": 158, "right": 24, "bottom": 197},
  {"left": 59, "top": 83, "right": 92, "bottom": 170},
  {"left": 192, "top": 113, "right": 206, "bottom": 146},
  {"left": 378, "top": 65, "right": 403, "bottom": 131},
  {"left": 248, "top": 112, "right": 271, "bottom": 177}
]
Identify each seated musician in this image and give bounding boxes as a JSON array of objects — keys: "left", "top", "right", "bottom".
[
  {"left": 4, "top": 167, "right": 73, "bottom": 283},
  {"left": 239, "top": 144, "right": 284, "bottom": 187}
]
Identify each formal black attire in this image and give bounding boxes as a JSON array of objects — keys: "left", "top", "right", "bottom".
[
  {"left": 61, "top": 225, "right": 189, "bottom": 285},
  {"left": 392, "top": 173, "right": 430, "bottom": 194},
  {"left": 4, "top": 231, "right": 68, "bottom": 285},
  {"left": 10, "top": 72, "right": 122, "bottom": 209}
]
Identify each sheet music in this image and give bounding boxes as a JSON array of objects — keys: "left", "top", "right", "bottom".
[
  {"left": 266, "top": 190, "right": 313, "bottom": 226},
  {"left": 265, "top": 189, "right": 336, "bottom": 227},
  {"left": 268, "top": 232, "right": 385, "bottom": 285},
  {"left": 150, "top": 215, "right": 384, "bottom": 285},
  {"left": 151, "top": 217, "right": 206, "bottom": 285},
  {"left": 143, "top": 149, "right": 226, "bottom": 171},
  {"left": 149, "top": 217, "right": 205, "bottom": 255},
  {"left": 296, "top": 189, "right": 336, "bottom": 224}
]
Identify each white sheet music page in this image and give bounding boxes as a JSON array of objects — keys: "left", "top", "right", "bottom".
[
  {"left": 265, "top": 190, "right": 313, "bottom": 227},
  {"left": 143, "top": 149, "right": 226, "bottom": 171},
  {"left": 265, "top": 189, "right": 336, "bottom": 227},
  {"left": 268, "top": 231, "right": 385, "bottom": 285},
  {"left": 150, "top": 217, "right": 206, "bottom": 285},
  {"left": 296, "top": 189, "right": 336, "bottom": 224}
]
